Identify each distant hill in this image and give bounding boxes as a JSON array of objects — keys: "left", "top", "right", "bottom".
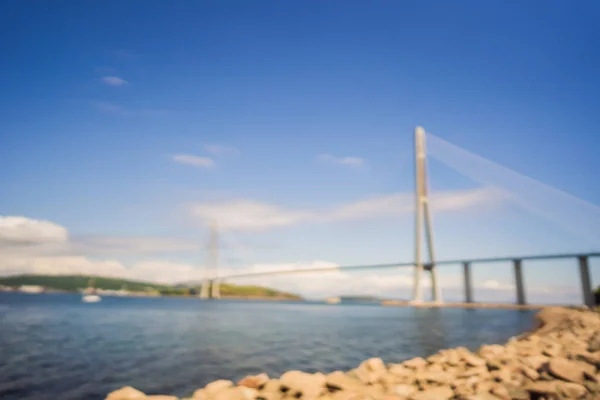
[
  {"left": 339, "top": 295, "right": 381, "bottom": 302},
  {"left": 0, "top": 275, "right": 168, "bottom": 292},
  {"left": 0, "top": 275, "right": 302, "bottom": 300}
]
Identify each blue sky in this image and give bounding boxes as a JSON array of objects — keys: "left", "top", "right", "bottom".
[{"left": 1, "top": 1, "right": 599, "bottom": 302}]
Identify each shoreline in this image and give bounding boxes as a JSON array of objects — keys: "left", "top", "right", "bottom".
[
  {"left": 381, "top": 300, "right": 547, "bottom": 310},
  {"left": 106, "top": 306, "right": 600, "bottom": 400}
]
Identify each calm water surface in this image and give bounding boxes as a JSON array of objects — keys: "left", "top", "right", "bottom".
[{"left": 0, "top": 292, "right": 535, "bottom": 400}]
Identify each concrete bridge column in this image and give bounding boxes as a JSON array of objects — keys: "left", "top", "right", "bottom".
[
  {"left": 211, "top": 279, "right": 221, "bottom": 299},
  {"left": 578, "top": 256, "right": 594, "bottom": 308},
  {"left": 199, "top": 279, "right": 210, "bottom": 299},
  {"left": 513, "top": 259, "right": 526, "bottom": 305},
  {"left": 463, "top": 262, "right": 473, "bottom": 303}
]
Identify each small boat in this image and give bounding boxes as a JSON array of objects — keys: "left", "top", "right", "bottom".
[
  {"left": 82, "top": 278, "right": 102, "bottom": 303},
  {"left": 82, "top": 294, "right": 101, "bottom": 303}
]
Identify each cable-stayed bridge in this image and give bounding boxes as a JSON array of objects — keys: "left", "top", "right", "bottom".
[{"left": 191, "top": 127, "right": 600, "bottom": 308}]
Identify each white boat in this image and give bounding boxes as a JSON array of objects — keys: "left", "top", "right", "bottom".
[
  {"left": 82, "top": 294, "right": 101, "bottom": 303},
  {"left": 82, "top": 278, "right": 102, "bottom": 303}
]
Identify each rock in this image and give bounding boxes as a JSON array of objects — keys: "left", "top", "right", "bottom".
[
  {"left": 524, "top": 381, "right": 559, "bottom": 396},
  {"left": 389, "top": 364, "right": 413, "bottom": 378},
  {"left": 263, "top": 379, "right": 286, "bottom": 393},
  {"left": 192, "top": 389, "right": 207, "bottom": 400},
  {"left": 505, "top": 385, "right": 529, "bottom": 400},
  {"left": 106, "top": 387, "right": 147, "bottom": 400},
  {"left": 523, "top": 355, "right": 549, "bottom": 370},
  {"left": 363, "top": 357, "right": 387, "bottom": 374},
  {"left": 463, "top": 353, "right": 486, "bottom": 367},
  {"left": 490, "top": 384, "right": 511, "bottom": 400},
  {"left": 255, "top": 394, "right": 280, "bottom": 400},
  {"left": 408, "top": 386, "right": 453, "bottom": 400},
  {"left": 391, "top": 384, "right": 418, "bottom": 397},
  {"left": 475, "top": 381, "right": 495, "bottom": 393},
  {"left": 486, "top": 360, "right": 502, "bottom": 371},
  {"left": 280, "top": 371, "right": 325, "bottom": 400},
  {"left": 547, "top": 357, "right": 586, "bottom": 383},
  {"left": 446, "top": 349, "right": 461, "bottom": 366},
  {"left": 362, "top": 383, "right": 385, "bottom": 398},
  {"left": 204, "top": 380, "right": 234, "bottom": 397},
  {"left": 426, "top": 363, "right": 444, "bottom": 373},
  {"left": 557, "top": 381, "right": 587, "bottom": 398},
  {"left": 457, "top": 366, "right": 488, "bottom": 379},
  {"left": 519, "top": 365, "right": 539, "bottom": 381},
  {"left": 490, "top": 367, "right": 511, "bottom": 383},
  {"left": 238, "top": 373, "right": 269, "bottom": 389},
  {"left": 588, "top": 332, "right": 600, "bottom": 352},
  {"left": 543, "top": 343, "right": 562, "bottom": 357},
  {"left": 466, "top": 393, "right": 501, "bottom": 400},
  {"left": 331, "top": 392, "right": 361, "bottom": 400},
  {"left": 584, "top": 380, "right": 600, "bottom": 394},
  {"left": 403, "top": 357, "right": 427, "bottom": 369},
  {"left": 325, "top": 372, "right": 362, "bottom": 392},
  {"left": 355, "top": 358, "right": 387, "bottom": 384},
  {"left": 572, "top": 351, "right": 600, "bottom": 368},
  {"left": 417, "top": 371, "right": 453, "bottom": 385}
]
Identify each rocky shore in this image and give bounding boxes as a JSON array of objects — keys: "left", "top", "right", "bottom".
[{"left": 106, "top": 307, "right": 600, "bottom": 400}]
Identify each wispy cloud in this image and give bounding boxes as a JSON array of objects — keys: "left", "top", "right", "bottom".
[
  {"left": 188, "top": 187, "right": 508, "bottom": 232},
  {"left": 172, "top": 154, "right": 215, "bottom": 168},
  {"left": 0, "top": 216, "right": 68, "bottom": 245},
  {"left": 190, "top": 200, "right": 315, "bottom": 232},
  {"left": 204, "top": 144, "right": 239, "bottom": 156},
  {"left": 93, "top": 102, "right": 169, "bottom": 117},
  {"left": 102, "top": 76, "right": 128, "bottom": 86},
  {"left": 317, "top": 154, "right": 366, "bottom": 168}
]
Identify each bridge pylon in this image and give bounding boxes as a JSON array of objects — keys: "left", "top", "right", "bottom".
[
  {"left": 199, "top": 221, "right": 220, "bottom": 299},
  {"left": 412, "top": 126, "right": 443, "bottom": 304}
]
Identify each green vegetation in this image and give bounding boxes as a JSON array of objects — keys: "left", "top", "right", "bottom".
[
  {"left": 0, "top": 275, "right": 169, "bottom": 292},
  {"left": 219, "top": 283, "right": 301, "bottom": 299},
  {"left": 0, "top": 274, "right": 302, "bottom": 300},
  {"left": 339, "top": 295, "right": 380, "bottom": 302}
]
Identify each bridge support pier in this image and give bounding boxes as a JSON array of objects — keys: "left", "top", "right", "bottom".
[
  {"left": 200, "top": 279, "right": 211, "bottom": 299},
  {"left": 513, "top": 259, "right": 526, "bottom": 305},
  {"left": 463, "top": 262, "right": 473, "bottom": 303},
  {"left": 211, "top": 279, "right": 221, "bottom": 299},
  {"left": 578, "top": 256, "right": 594, "bottom": 308}
]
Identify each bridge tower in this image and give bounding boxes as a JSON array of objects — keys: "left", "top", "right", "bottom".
[
  {"left": 199, "top": 221, "right": 220, "bottom": 299},
  {"left": 412, "top": 127, "right": 443, "bottom": 304}
]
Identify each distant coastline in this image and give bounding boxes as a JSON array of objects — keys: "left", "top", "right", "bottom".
[{"left": 0, "top": 274, "right": 303, "bottom": 301}]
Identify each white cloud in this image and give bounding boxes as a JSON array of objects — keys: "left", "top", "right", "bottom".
[
  {"left": 172, "top": 154, "right": 215, "bottom": 168},
  {"left": 190, "top": 200, "right": 315, "bottom": 232},
  {"left": 71, "top": 236, "right": 199, "bottom": 255},
  {"left": 0, "top": 255, "right": 128, "bottom": 278},
  {"left": 188, "top": 188, "right": 507, "bottom": 232},
  {"left": 102, "top": 76, "right": 127, "bottom": 86},
  {"left": 317, "top": 154, "right": 366, "bottom": 167},
  {"left": 480, "top": 279, "right": 514, "bottom": 291},
  {"left": 0, "top": 216, "right": 68, "bottom": 245},
  {"left": 204, "top": 145, "right": 239, "bottom": 156}
]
